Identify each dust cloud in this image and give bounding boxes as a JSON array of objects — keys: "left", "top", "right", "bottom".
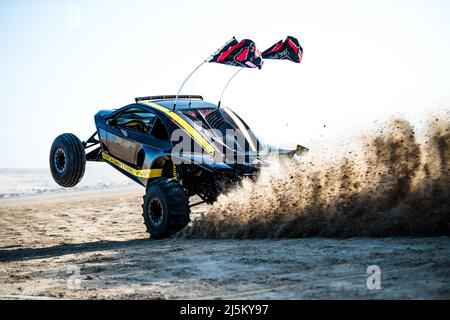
[{"left": 181, "top": 114, "right": 450, "bottom": 238}]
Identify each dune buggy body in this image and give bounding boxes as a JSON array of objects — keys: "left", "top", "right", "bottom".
[
  {"left": 92, "top": 96, "right": 262, "bottom": 198},
  {"left": 50, "top": 95, "right": 305, "bottom": 238}
]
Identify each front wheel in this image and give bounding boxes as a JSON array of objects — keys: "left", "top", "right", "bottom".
[
  {"left": 49, "top": 133, "right": 86, "bottom": 187},
  {"left": 142, "top": 178, "right": 190, "bottom": 239}
]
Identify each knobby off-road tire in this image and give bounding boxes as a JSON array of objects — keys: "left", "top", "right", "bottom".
[
  {"left": 49, "top": 133, "right": 86, "bottom": 187},
  {"left": 143, "top": 178, "right": 190, "bottom": 239}
]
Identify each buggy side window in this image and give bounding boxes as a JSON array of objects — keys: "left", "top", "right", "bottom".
[
  {"left": 114, "top": 107, "right": 170, "bottom": 141},
  {"left": 116, "top": 108, "right": 156, "bottom": 134}
]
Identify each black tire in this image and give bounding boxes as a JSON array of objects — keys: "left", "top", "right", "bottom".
[
  {"left": 142, "top": 178, "right": 190, "bottom": 239},
  {"left": 49, "top": 133, "right": 86, "bottom": 187}
]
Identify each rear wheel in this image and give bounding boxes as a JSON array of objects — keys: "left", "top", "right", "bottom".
[
  {"left": 49, "top": 133, "right": 86, "bottom": 187},
  {"left": 142, "top": 178, "right": 190, "bottom": 239}
]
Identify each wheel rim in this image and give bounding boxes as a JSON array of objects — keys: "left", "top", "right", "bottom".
[
  {"left": 149, "top": 198, "right": 164, "bottom": 226},
  {"left": 54, "top": 148, "right": 66, "bottom": 173}
]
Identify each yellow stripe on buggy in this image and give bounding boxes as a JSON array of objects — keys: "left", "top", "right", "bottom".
[{"left": 102, "top": 152, "right": 162, "bottom": 179}]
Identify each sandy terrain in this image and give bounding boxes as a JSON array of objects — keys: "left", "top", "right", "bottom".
[{"left": 0, "top": 187, "right": 449, "bottom": 300}]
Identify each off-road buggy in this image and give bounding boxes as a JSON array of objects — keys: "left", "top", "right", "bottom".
[
  {"left": 50, "top": 36, "right": 305, "bottom": 238},
  {"left": 50, "top": 95, "right": 305, "bottom": 238}
]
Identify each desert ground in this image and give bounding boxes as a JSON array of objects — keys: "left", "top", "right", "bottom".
[{"left": 1, "top": 186, "right": 449, "bottom": 299}]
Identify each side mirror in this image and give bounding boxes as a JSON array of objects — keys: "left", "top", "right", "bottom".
[{"left": 107, "top": 118, "right": 118, "bottom": 127}]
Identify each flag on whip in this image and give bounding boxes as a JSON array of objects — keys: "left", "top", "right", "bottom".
[
  {"left": 208, "top": 37, "right": 263, "bottom": 69},
  {"left": 262, "top": 36, "right": 303, "bottom": 63}
]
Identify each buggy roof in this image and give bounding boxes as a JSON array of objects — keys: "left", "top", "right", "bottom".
[
  {"left": 135, "top": 95, "right": 218, "bottom": 111},
  {"left": 138, "top": 99, "right": 219, "bottom": 111}
]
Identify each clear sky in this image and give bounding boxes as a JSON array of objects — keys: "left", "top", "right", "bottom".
[{"left": 1, "top": 0, "right": 449, "bottom": 168}]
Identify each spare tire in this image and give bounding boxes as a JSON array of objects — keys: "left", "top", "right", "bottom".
[{"left": 49, "top": 133, "right": 86, "bottom": 187}]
